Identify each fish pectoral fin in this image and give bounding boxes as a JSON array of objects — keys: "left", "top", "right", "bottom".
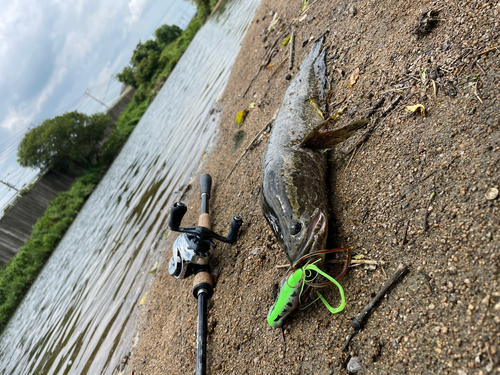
[{"left": 300, "top": 118, "right": 368, "bottom": 150}]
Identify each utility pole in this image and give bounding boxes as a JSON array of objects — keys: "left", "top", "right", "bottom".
[
  {"left": 84, "top": 89, "right": 109, "bottom": 109},
  {"left": 0, "top": 179, "right": 18, "bottom": 191}
]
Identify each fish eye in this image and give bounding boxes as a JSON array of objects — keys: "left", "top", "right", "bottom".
[{"left": 289, "top": 222, "right": 302, "bottom": 235}]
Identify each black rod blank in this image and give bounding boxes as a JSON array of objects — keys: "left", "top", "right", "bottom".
[{"left": 196, "top": 291, "right": 208, "bottom": 375}]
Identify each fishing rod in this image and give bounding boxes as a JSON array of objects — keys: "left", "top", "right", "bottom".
[{"left": 167, "top": 173, "right": 242, "bottom": 375}]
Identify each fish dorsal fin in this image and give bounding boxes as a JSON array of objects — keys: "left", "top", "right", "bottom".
[{"left": 300, "top": 118, "right": 368, "bottom": 151}]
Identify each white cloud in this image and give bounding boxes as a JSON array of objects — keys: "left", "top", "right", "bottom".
[
  {"left": 92, "top": 53, "right": 127, "bottom": 86},
  {"left": 125, "top": 0, "right": 148, "bottom": 26},
  {"left": 35, "top": 67, "right": 69, "bottom": 112},
  {"left": 0, "top": 1, "right": 43, "bottom": 83},
  {"left": 34, "top": 1, "right": 123, "bottom": 112},
  {"left": 0, "top": 108, "right": 34, "bottom": 132}
]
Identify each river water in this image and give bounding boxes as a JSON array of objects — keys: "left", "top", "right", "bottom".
[{"left": 0, "top": 1, "right": 259, "bottom": 373}]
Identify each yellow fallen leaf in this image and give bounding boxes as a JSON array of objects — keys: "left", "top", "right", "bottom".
[
  {"left": 301, "top": 0, "right": 309, "bottom": 12},
  {"left": 139, "top": 292, "right": 147, "bottom": 306},
  {"left": 310, "top": 99, "right": 324, "bottom": 120},
  {"left": 249, "top": 102, "right": 256, "bottom": 109},
  {"left": 353, "top": 254, "right": 365, "bottom": 260},
  {"left": 330, "top": 104, "right": 348, "bottom": 120},
  {"left": 281, "top": 35, "right": 291, "bottom": 47},
  {"left": 348, "top": 67, "right": 360, "bottom": 87},
  {"left": 149, "top": 261, "right": 158, "bottom": 274},
  {"left": 236, "top": 109, "right": 248, "bottom": 127},
  {"left": 406, "top": 104, "right": 426, "bottom": 116},
  {"left": 268, "top": 13, "right": 279, "bottom": 32}
]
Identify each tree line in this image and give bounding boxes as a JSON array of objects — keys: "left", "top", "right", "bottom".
[{"left": 17, "top": 24, "right": 183, "bottom": 173}]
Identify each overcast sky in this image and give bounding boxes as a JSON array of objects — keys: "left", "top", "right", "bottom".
[{"left": 0, "top": 0, "right": 196, "bottom": 211}]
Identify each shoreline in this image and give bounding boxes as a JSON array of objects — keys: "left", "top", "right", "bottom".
[
  {"left": 127, "top": 0, "right": 500, "bottom": 373},
  {"left": 0, "top": 2, "right": 217, "bottom": 334}
]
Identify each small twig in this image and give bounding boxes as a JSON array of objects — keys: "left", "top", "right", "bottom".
[
  {"left": 344, "top": 127, "right": 373, "bottom": 157},
  {"left": 451, "top": 50, "right": 472, "bottom": 66},
  {"left": 342, "top": 331, "right": 357, "bottom": 351},
  {"left": 243, "top": 65, "right": 263, "bottom": 97},
  {"left": 401, "top": 220, "right": 410, "bottom": 248},
  {"left": 220, "top": 119, "right": 276, "bottom": 187},
  {"left": 298, "top": 0, "right": 324, "bottom": 16},
  {"left": 351, "top": 263, "right": 409, "bottom": 331},
  {"left": 366, "top": 97, "right": 386, "bottom": 118},
  {"left": 339, "top": 47, "right": 351, "bottom": 65},
  {"left": 398, "top": 75, "right": 420, "bottom": 84},
  {"left": 380, "top": 265, "right": 387, "bottom": 278},
  {"left": 432, "top": 80, "right": 437, "bottom": 100},
  {"left": 476, "top": 61, "right": 486, "bottom": 75},
  {"left": 380, "top": 86, "right": 411, "bottom": 94},
  {"left": 327, "top": 259, "right": 384, "bottom": 266},
  {"left": 361, "top": 208, "right": 369, "bottom": 223},
  {"left": 275, "top": 264, "right": 291, "bottom": 269},
  {"left": 209, "top": 0, "right": 224, "bottom": 16},
  {"left": 423, "top": 205, "right": 430, "bottom": 232},
  {"left": 472, "top": 46, "right": 498, "bottom": 58},
  {"left": 329, "top": 95, "right": 347, "bottom": 109},
  {"left": 258, "top": 82, "right": 272, "bottom": 107},
  {"left": 485, "top": 343, "right": 495, "bottom": 371},
  {"left": 281, "top": 327, "right": 287, "bottom": 358},
  {"left": 345, "top": 146, "right": 358, "bottom": 169},
  {"left": 289, "top": 31, "right": 295, "bottom": 70},
  {"left": 381, "top": 95, "right": 402, "bottom": 116},
  {"left": 446, "top": 155, "right": 458, "bottom": 169},
  {"left": 243, "top": 31, "right": 287, "bottom": 96},
  {"left": 420, "top": 169, "right": 436, "bottom": 182},
  {"left": 268, "top": 55, "right": 289, "bottom": 82},
  {"left": 342, "top": 263, "right": 409, "bottom": 351},
  {"left": 474, "top": 82, "right": 483, "bottom": 104},
  {"left": 469, "top": 56, "right": 479, "bottom": 71}
]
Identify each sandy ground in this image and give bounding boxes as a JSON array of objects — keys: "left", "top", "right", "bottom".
[{"left": 125, "top": 0, "right": 500, "bottom": 373}]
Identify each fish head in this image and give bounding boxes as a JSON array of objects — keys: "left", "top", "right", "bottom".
[{"left": 262, "top": 156, "right": 328, "bottom": 264}]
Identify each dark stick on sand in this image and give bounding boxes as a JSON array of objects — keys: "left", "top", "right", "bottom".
[
  {"left": 351, "top": 263, "right": 409, "bottom": 330},
  {"left": 342, "top": 263, "right": 409, "bottom": 351}
]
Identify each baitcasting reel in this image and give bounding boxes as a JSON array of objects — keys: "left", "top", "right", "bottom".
[
  {"left": 168, "top": 207, "right": 242, "bottom": 279},
  {"left": 167, "top": 174, "right": 242, "bottom": 281}
]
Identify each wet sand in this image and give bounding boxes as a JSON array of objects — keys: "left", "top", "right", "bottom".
[{"left": 126, "top": 0, "right": 500, "bottom": 373}]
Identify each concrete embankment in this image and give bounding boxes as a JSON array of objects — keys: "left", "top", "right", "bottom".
[
  {"left": 107, "top": 87, "right": 136, "bottom": 123},
  {"left": 0, "top": 171, "right": 76, "bottom": 265},
  {"left": 0, "top": 87, "right": 136, "bottom": 265}
]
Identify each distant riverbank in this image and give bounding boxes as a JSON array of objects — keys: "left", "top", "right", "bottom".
[{"left": 0, "top": 0, "right": 218, "bottom": 333}]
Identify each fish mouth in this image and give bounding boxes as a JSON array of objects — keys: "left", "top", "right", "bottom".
[{"left": 294, "top": 210, "right": 327, "bottom": 265}]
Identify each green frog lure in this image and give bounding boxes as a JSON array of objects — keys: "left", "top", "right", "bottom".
[{"left": 267, "top": 247, "right": 351, "bottom": 328}]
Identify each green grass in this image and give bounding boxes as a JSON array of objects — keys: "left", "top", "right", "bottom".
[
  {"left": 102, "top": 11, "right": 210, "bottom": 163},
  {"left": 0, "top": 168, "right": 102, "bottom": 331},
  {"left": 0, "top": 2, "right": 216, "bottom": 334}
]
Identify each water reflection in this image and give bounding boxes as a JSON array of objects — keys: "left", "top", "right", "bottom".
[{"left": 0, "top": 0, "right": 260, "bottom": 373}]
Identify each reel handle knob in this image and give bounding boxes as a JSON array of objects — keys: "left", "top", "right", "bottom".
[
  {"left": 200, "top": 174, "right": 212, "bottom": 197},
  {"left": 226, "top": 216, "right": 243, "bottom": 244},
  {"left": 169, "top": 202, "right": 187, "bottom": 229}
]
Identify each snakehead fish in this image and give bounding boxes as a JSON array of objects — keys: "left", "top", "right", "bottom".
[{"left": 261, "top": 37, "right": 367, "bottom": 267}]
